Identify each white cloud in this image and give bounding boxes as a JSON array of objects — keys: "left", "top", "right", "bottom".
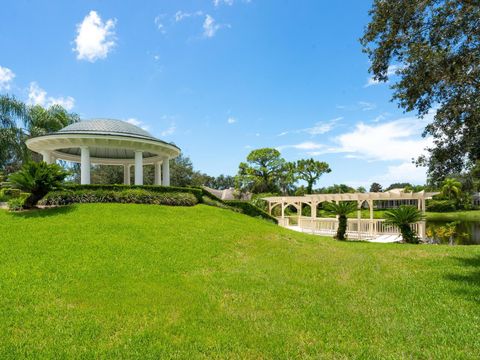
[
  {"left": 27, "top": 82, "right": 75, "bottom": 110},
  {"left": 154, "top": 15, "right": 167, "bottom": 34},
  {"left": 278, "top": 117, "right": 341, "bottom": 137},
  {"left": 379, "top": 162, "right": 427, "bottom": 185},
  {"left": 278, "top": 141, "right": 325, "bottom": 151},
  {"left": 332, "top": 112, "right": 434, "bottom": 162},
  {"left": 214, "top": 0, "right": 234, "bottom": 5},
  {"left": 161, "top": 123, "right": 176, "bottom": 137},
  {"left": 126, "top": 118, "right": 150, "bottom": 131},
  {"left": 365, "top": 64, "right": 402, "bottom": 87},
  {"left": 0, "top": 66, "right": 15, "bottom": 91},
  {"left": 227, "top": 117, "right": 237, "bottom": 124},
  {"left": 358, "top": 101, "right": 376, "bottom": 111},
  {"left": 74, "top": 11, "right": 116, "bottom": 62},
  {"left": 213, "top": 0, "right": 251, "bottom": 6},
  {"left": 203, "top": 15, "right": 223, "bottom": 38},
  {"left": 174, "top": 11, "right": 203, "bottom": 22}
]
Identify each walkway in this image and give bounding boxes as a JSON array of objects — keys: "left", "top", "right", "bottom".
[{"left": 286, "top": 225, "right": 402, "bottom": 243}]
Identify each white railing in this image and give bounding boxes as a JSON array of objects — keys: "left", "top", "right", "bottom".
[{"left": 276, "top": 216, "right": 426, "bottom": 240}]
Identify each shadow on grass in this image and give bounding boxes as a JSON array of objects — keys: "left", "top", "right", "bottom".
[
  {"left": 8, "top": 205, "right": 76, "bottom": 218},
  {"left": 445, "top": 255, "right": 480, "bottom": 303}
]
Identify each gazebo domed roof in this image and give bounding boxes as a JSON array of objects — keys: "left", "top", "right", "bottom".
[{"left": 58, "top": 118, "right": 158, "bottom": 142}]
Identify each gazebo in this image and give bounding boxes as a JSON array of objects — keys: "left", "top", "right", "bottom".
[{"left": 25, "top": 119, "right": 181, "bottom": 186}]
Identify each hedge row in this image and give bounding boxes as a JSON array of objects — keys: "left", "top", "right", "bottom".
[
  {"left": 40, "top": 189, "right": 198, "bottom": 207},
  {"left": 426, "top": 199, "right": 457, "bottom": 212},
  {"left": 224, "top": 200, "right": 278, "bottom": 224},
  {"left": 65, "top": 184, "right": 203, "bottom": 202}
]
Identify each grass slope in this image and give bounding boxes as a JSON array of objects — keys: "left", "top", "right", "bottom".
[{"left": 0, "top": 204, "right": 479, "bottom": 359}]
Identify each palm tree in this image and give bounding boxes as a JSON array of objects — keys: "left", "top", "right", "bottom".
[
  {"left": 0, "top": 95, "right": 28, "bottom": 171},
  {"left": 441, "top": 178, "right": 462, "bottom": 201},
  {"left": 26, "top": 105, "right": 79, "bottom": 137},
  {"left": 384, "top": 206, "right": 425, "bottom": 244},
  {"left": 323, "top": 201, "right": 358, "bottom": 240}
]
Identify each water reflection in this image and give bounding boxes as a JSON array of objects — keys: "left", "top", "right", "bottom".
[{"left": 426, "top": 221, "right": 480, "bottom": 245}]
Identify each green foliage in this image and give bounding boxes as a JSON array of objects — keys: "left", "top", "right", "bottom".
[
  {"left": 426, "top": 199, "right": 457, "bottom": 213},
  {"left": 0, "top": 95, "right": 79, "bottom": 172},
  {"left": 64, "top": 184, "right": 203, "bottom": 202},
  {"left": 40, "top": 189, "right": 198, "bottom": 207},
  {"left": 361, "top": 0, "right": 480, "bottom": 182},
  {"left": 369, "top": 182, "right": 383, "bottom": 192},
  {"left": 323, "top": 201, "right": 358, "bottom": 240},
  {"left": 237, "top": 148, "right": 287, "bottom": 194},
  {"left": 9, "top": 161, "right": 69, "bottom": 208},
  {"left": 317, "top": 184, "right": 356, "bottom": 194},
  {"left": 294, "top": 158, "right": 331, "bottom": 194},
  {"left": 7, "top": 196, "right": 26, "bottom": 211},
  {"left": 224, "top": 200, "right": 278, "bottom": 224},
  {"left": 26, "top": 104, "right": 80, "bottom": 138},
  {"left": 384, "top": 206, "right": 425, "bottom": 244},
  {"left": 440, "top": 178, "right": 462, "bottom": 201}
]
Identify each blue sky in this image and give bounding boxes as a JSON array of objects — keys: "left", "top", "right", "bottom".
[{"left": 0, "top": 0, "right": 431, "bottom": 188}]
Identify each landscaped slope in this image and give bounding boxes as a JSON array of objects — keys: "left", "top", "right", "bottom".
[{"left": 0, "top": 204, "right": 479, "bottom": 358}]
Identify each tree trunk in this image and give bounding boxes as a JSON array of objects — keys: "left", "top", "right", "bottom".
[{"left": 336, "top": 215, "right": 347, "bottom": 240}]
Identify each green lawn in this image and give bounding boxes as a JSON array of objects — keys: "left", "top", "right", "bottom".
[
  {"left": 426, "top": 210, "right": 480, "bottom": 222},
  {"left": 0, "top": 204, "right": 479, "bottom": 358}
]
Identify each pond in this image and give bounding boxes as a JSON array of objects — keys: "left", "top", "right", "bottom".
[{"left": 426, "top": 220, "right": 480, "bottom": 245}]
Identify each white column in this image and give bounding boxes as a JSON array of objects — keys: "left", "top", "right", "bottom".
[
  {"left": 124, "top": 164, "right": 131, "bottom": 185},
  {"left": 40, "top": 151, "right": 53, "bottom": 164},
  {"left": 154, "top": 162, "right": 162, "bottom": 186},
  {"left": 80, "top": 146, "right": 91, "bottom": 185},
  {"left": 161, "top": 158, "right": 170, "bottom": 186},
  {"left": 134, "top": 151, "right": 143, "bottom": 185}
]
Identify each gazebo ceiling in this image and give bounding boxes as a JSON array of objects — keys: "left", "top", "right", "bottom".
[{"left": 26, "top": 118, "right": 181, "bottom": 165}]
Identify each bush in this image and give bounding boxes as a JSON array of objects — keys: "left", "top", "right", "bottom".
[
  {"left": 9, "top": 162, "right": 69, "bottom": 209},
  {"left": 224, "top": 200, "right": 278, "bottom": 224},
  {"left": 7, "top": 194, "right": 28, "bottom": 211},
  {"left": 426, "top": 199, "right": 457, "bottom": 212},
  {"left": 39, "top": 189, "right": 198, "bottom": 207},
  {"left": 65, "top": 184, "right": 203, "bottom": 203}
]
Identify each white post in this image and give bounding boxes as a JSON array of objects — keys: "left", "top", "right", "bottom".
[
  {"left": 134, "top": 151, "right": 143, "bottom": 185},
  {"left": 161, "top": 158, "right": 170, "bottom": 186},
  {"left": 357, "top": 201, "right": 362, "bottom": 239},
  {"left": 40, "top": 151, "right": 52, "bottom": 164},
  {"left": 369, "top": 200, "right": 374, "bottom": 237},
  {"left": 80, "top": 146, "right": 91, "bottom": 185},
  {"left": 124, "top": 164, "right": 131, "bottom": 185},
  {"left": 154, "top": 162, "right": 162, "bottom": 186}
]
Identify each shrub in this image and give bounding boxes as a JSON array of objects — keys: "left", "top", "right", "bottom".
[
  {"left": 384, "top": 206, "right": 425, "bottom": 244},
  {"left": 426, "top": 199, "right": 457, "bottom": 212},
  {"left": 7, "top": 194, "right": 28, "bottom": 211},
  {"left": 9, "top": 162, "right": 69, "bottom": 209},
  {"left": 65, "top": 184, "right": 203, "bottom": 203},
  {"left": 224, "top": 200, "right": 278, "bottom": 224},
  {"left": 39, "top": 189, "right": 198, "bottom": 207}
]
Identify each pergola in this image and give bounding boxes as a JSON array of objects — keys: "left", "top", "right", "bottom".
[
  {"left": 263, "top": 189, "right": 439, "bottom": 240},
  {"left": 25, "top": 119, "right": 181, "bottom": 186}
]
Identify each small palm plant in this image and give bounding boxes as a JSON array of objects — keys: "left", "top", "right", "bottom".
[
  {"left": 384, "top": 205, "right": 425, "bottom": 244},
  {"left": 9, "top": 161, "right": 69, "bottom": 209},
  {"left": 323, "top": 201, "right": 358, "bottom": 240}
]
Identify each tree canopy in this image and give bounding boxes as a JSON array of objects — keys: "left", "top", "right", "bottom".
[
  {"left": 361, "top": 0, "right": 480, "bottom": 183},
  {"left": 294, "top": 158, "right": 331, "bottom": 194}
]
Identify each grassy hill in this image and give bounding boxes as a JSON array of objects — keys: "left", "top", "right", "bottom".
[{"left": 0, "top": 204, "right": 479, "bottom": 358}]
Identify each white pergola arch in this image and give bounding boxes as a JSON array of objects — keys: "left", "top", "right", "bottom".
[
  {"left": 263, "top": 189, "right": 439, "bottom": 240},
  {"left": 26, "top": 119, "right": 181, "bottom": 186}
]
